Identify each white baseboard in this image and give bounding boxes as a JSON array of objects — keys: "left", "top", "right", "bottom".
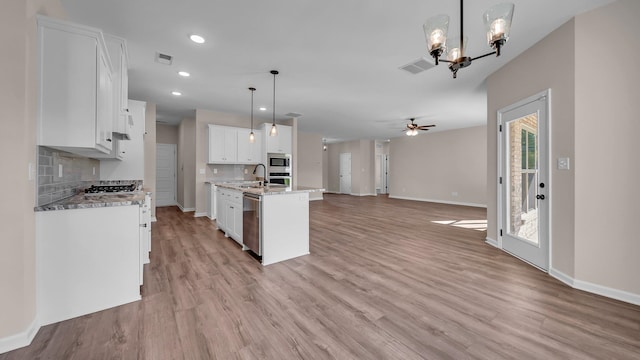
[
  {"left": 151, "top": 216, "right": 157, "bottom": 222},
  {"left": 485, "top": 237, "right": 499, "bottom": 248},
  {"left": 550, "top": 267, "right": 640, "bottom": 306},
  {"left": 0, "top": 318, "right": 40, "bottom": 354},
  {"left": 309, "top": 197, "right": 324, "bottom": 201},
  {"left": 176, "top": 204, "right": 195, "bottom": 213},
  {"left": 351, "top": 193, "right": 377, "bottom": 197},
  {"left": 389, "top": 195, "right": 487, "bottom": 208},
  {"left": 194, "top": 212, "right": 207, "bottom": 217}
]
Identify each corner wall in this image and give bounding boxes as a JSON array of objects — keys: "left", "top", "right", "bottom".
[
  {"left": 326, "top": 139, "right": 375, "bottom": 196},
  {"left": 0, "top": 0, "right": 65, "bottom": 349},
  {"left": 573, "top": 0, "right": 640, "bottom": 296},
  {"left": 177, "top": 118, "right": 196, "bottom": 211}
]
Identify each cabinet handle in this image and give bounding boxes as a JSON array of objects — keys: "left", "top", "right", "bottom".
[
  {"left": 107, "top": 138, "right": 112, "bottom": 142},
  {"left": 140, "top": 224, "right": 148, "bottom": 228}
]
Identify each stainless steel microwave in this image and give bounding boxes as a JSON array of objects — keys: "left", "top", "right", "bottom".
[{"left": 269, "top": 157, "right": 290, "bottom": 167}]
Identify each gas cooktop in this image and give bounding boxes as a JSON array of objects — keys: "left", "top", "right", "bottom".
[{"left": 84, "top": 184, "right": 137, "bottom": 194}]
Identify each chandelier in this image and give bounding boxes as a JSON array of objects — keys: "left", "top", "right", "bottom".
[{"left": 423, "top": 0, "right": 514, "bottom": 78}]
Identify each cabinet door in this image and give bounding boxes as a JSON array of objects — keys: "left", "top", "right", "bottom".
[
  {"left": 96, "top": 49, "right": 113, "bottom": 152},
  {"left": 226, "top": 203, "right": 236, "bottom": 239},
  {"left": 208, "top": 125, "right": 226, "bottom": 163},
  {"left": 216, "top": 190, "right": 226, "bottom": 230},
  {"left": 234, "top": 203, "right": 243, "bottom": 243},
  {"left": 209, "top": 125, "right": 237, "bottom": 163},
  {"left": 264, "top": 124, "right": 292, "bottom": 154},
  {"left": 223, "top": 129, "right": 238, "bottom": 162},
  {"left": 278, "top": 125, "right": 292, "bottom": 154}
]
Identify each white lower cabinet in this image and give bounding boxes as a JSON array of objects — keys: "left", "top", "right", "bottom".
[
  {"left": 207, "top": 184, "right": 217, "bottom": 220},
  {"left": 36, "top": 206, "right": 141, "bottom": 326},
  {"left": 139, "top": 193, "right": 152, "bottom": 285},
  {"left": 216, "top": 188, "right": 243, "bottom": 245}
]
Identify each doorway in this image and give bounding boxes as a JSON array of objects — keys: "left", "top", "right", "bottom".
[
  {"left": 498, "top": 90, "right": 550, "bottom": 271},
  {"left": 376, "top": 154, "right": 389, "bottom": 194},
  {"left": 156, "top": 144, "right": 177, "bottom": 207},
  {"left": 339, "top": 153, "right": 351, "bottom": 194}
]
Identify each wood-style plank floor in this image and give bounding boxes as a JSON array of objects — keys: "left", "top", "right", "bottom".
[{"left": 3, "top": 194, "right": 639, "bottom": 359}]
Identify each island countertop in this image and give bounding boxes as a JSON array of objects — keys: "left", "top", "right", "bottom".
[
  {"left": 215, "top": 183, "right": 324, "bottom": 196},
  {"left": 34, "top": 190, "right": 149, "bottom": 211}
]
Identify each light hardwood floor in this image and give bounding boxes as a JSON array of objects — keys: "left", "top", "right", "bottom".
[{"left": 3, "top": 194, "right": 639, "bottom": 359}]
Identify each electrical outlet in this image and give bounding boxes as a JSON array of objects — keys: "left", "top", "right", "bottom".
[
  {"left": 244, "top": 169, "right": 248, "bottom": 174},
  {"left": 451, "top": 191, "right": 458, "bottom": 197},
  {"left": 199, "top": 168, "right": 205, "bottom": 175},
  {"left": 58, "top": 164, "right": 63, "bottom": 177},
  {"left": 213, "top": 168, "right": 218, "bottom": 174},
  {"left": 92, "top": 167, "right": 96, "bottom": 175}
]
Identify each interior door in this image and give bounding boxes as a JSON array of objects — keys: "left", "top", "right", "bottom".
[
  {"left": 499, "top": 92, "right": 549, "bottom": 270},
  {"left": 339, "top": 153, "right": 351, "bottom": 194},
  {"left": 156, "top": 144, "right": 177, "bottom": 207}
]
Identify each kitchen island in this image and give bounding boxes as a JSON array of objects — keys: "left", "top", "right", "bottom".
[{"left": 215, "top": 184, "right": 324, "bottom": 265}]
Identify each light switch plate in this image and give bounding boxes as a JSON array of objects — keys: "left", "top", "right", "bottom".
[{"left": 557, "top": 157, "right": 570, "bottom": 170}]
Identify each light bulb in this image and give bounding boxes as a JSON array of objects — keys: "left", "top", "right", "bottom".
[
  {"left": 449, "top": 47, "right": 462, "bottom": 61},
  {"left": 406, "top": 129, "right": 412, "bottom": 136},
  {"left": 490, "top": 19, "right": 507, "bottom": 42},
  {"left": 270, "top": 124, "right": 277, "bottom": 136},
  {"left": 249, "top": 131, "right": 255, "bottom": 143},
  {"left": 430, "top": 29, "right": 445, "bottom": 50}
]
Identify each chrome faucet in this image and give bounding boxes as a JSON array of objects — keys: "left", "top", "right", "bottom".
[{"left": 252, "top": 163, "right": 267, "bottom": 184}]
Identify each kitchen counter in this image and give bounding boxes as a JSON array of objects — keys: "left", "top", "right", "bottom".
[
  {"left": 34, "top": 190, "right": 148, "bottom": 211},
  {"left": 216, "top": 183, "right": 324, "bottom": 196}
]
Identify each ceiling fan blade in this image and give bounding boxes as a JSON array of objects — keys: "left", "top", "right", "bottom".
[{"left": 417, "top": 125, "right": 436, "bottom": 129}]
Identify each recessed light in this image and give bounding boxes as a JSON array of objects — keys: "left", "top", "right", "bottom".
[
  {"left": 259, "top": 107, "right": 267, "bottom": 111},
  {"left": 171, "top": 91, "right": 182, "bottom": 96},
  {"left": 189, "top": 34, "right": 205, "bottom": 44},
  {"left": 178, "top": 71, "right": 190, "bottom": 77}
]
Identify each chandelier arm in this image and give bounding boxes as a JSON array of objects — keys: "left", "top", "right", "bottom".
[
  {"left": 439, "top": 59, "right": 454, "bottom": 64},
  {"left": 470, "top": 51, "right": 497, "bottom": 62}
]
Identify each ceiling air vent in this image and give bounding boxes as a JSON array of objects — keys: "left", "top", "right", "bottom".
[
  {"left": 155, "top": 52, "right": 173, "bottom": 65},
  {"left": 285, "top": 112, "right": 303, "bottom": 118},
  {"left": 399, "top": 57, "right": 434, "bottom": 75}
]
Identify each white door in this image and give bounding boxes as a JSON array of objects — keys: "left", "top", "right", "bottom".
[
  {"left": 156, "top": 144, "right": 177, "bottom": 207},
  {"left": 498, "top": 90, "right": 550, "bottom": 270},
  {"left": 339, "top": 153, "right": 351, "bottom": 194},
  {"left": 381, "top": 155, "right": 389, "bottom": 194}
]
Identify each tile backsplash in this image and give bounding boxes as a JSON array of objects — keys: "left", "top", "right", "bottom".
[{"left": 37, "top": 147, "right": 100, "bottom": 206}]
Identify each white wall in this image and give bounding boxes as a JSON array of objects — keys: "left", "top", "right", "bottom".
[
  {"left": 157, "top": 124, "right": 178, "bottom": 144},
  {"left": 177, "top": 118, "right": 196, "bottom": 211},
  {"left": 389, "top": 126, "right": 487, "bottom": 207}
]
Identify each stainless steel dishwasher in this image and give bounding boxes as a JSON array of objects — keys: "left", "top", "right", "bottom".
[{"left": 242, "top": 193, "right": 262, "bottom": 256}]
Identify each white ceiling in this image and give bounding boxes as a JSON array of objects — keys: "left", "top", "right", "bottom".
[{"left": 60, "top": 0, "right": 612, "bottom": 142}]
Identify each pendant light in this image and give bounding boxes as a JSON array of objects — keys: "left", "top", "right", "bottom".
[
  {"left": 248, "top": 87, "right": 256, "bottom": 143},
  {"left": 269, "top": 70, "right": 279, "bottom": 136},
  {"left": 423, "top": 0, "right": 514, "bottom": 78}
]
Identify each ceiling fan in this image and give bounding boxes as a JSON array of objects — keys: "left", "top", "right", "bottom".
[{"left": 404, "top": 118, "right": 435, "bottom": 136}]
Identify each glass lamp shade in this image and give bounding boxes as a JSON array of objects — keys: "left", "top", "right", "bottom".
[
  {"left": 249, "top": 131, "right": 255, "bottom": 143},
  {"left": 447, "top": 37, "right": 467, "bottom": 61},
  {"left": 270, "top": 123, "right": 277, "bottom": 136},
  {"left": 423, "top": 15, "right": 449, "bottom": 54},
  {"left": 483, "top": 3, "right": 514, "bottom": 47}
]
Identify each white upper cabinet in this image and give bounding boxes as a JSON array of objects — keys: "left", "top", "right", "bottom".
[
  {"left": 208, "top": 125, "right": 238, "bottom": 163},
  {"left": 236, "top": 128, "right": 262, "bottom": 164},
  {"left": 262, "top": 123, "right": 292, "bottom": 154},
  {"left": 104, "top": 34, "right": 131, "bottom": 140},
  {"left": 37, "top": 16, "right": 114, "bottom": 157},
  {"left": 208, "top": 125, "right": 263, "bottom": 164}
]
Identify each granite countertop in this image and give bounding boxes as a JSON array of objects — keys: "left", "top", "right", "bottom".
[
  {"left": 35, "top": 191, "right": 148, "bottom": 211},
  {"left": 216, "top": 183, "right": 324, "bottom": 196}
]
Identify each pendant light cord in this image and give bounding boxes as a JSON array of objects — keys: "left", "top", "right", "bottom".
[{"left": 270, "top": 70, "right": 279, "bottom": 132}]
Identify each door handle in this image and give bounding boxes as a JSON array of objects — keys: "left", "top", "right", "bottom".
[{"left": 536, "top": 194, "right": 545, "bottom": 200}]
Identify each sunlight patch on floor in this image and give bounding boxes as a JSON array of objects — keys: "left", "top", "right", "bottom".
[{"left": 432, "top": 219, "right": 487, "bottom": 231}]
